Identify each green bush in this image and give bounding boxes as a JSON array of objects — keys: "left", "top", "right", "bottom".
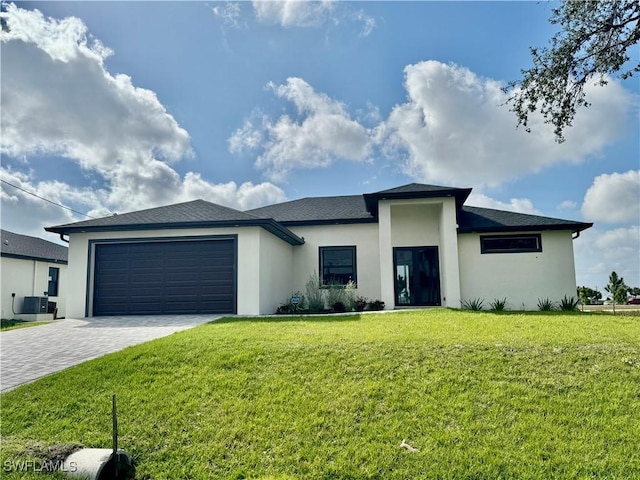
[
  {"left": 559, "top": 295, "right": 579, "bottom": 311},
  {"left": 344, "top": 280, "right": 357, "bottom": 311},
  {"left": 489, "top": 298, "right": 508, "bottom": 311},
  {"left": 462, "top": 298, "right": 485, "bottom": 311},
  {"left": 305, "top": 272, "right": 325, "bottom": 313},
  {"left": 367, "top": 300, "right": 385, "bottom": 311},
  {"left": 537, "top": 297, "right": 556, "bottom": 311},
  {"left": 354, "top": 296, "right": 368, "bottom": 312},
  {"left": 325, "top": 281, "right": 346, "bottom": 311}
]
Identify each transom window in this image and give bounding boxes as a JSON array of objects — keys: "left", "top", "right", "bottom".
[
  {"left": 319, "top": 246, "right": 356, "bottom": 285},
  {"left": 480, "top": 234, "right": 542, "bottom": 254}
]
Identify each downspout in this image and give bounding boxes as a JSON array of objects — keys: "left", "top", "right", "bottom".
[
  {"left": 572, "top": 231, "right": 580, "bottom": 240},
  {"left": 59, "top": 233, "right": 69, "bottom": 243}
]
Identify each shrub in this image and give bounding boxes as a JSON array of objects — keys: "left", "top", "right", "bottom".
[
  {"left": 462, "top": 298, "right": 485, "bottom": 311},
  {"left": 559, "top": 295, "right": 579, "bottom": 311},
  {"left": 354, "top": 296, "right": 368, "bottom": 312},
  {"left": 332, "top": 301, "right": 346, "bottom": 313},
  {"left": 489, "top": 298, "right": 507, "bottom": 311},
  {"left": 275, "top": 291, "right": 305, "bottom": 314},
  {"left": 325, "top": 280, "right": 347, "bottom": 311},
  {"left": 305, "top": 272, "right": 325, "bottom": 313},
  {"left": 537, "top": 297, "right": 556, "bottom": 311},
  {"left": 367, "top": 300, "right": 385, "bottom": 311},
  {"left": 344, "top": 280, "right": 357, "bottom": 311},
  {"left": 275, "top": 304, "right": 291, "bottom": 315}
]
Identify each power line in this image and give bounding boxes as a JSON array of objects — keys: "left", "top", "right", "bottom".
[{"left": 0, "top": 179, "right": 97, "bottom": 219}]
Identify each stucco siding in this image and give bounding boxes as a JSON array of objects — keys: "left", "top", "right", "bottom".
[
  {"left": 258, "top": 228, "right": 293, "bottom": 314},
  {"left": 390, "top": 203, "right": 441, "bottom": 246},
  {"left": 65, "top": 227, "right": 269, "bottom": 318},
  {"left": 288, "top": 223, "right": 381, "bottom": 301},
  {"left": 458, "top": 230, "right": 578, "bottom": 310},
  {"left": 1, "top": 256, "right": 67, "bottom": 319},
  {"left": 380, "top": 198, "right": 461, "bottom": 308}
]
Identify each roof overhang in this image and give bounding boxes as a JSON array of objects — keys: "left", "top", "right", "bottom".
[
  {"left": 363, "top": 188, "right": 473, "bottom": 217},
  {"left": 45, "top": 219, "right": 305, "bottom": 246},
  {"left": 1, "top": 252, "right": 68, "bottom": 264},
  {"left": 457, "top": 222, "right": 593, "bottom": 235}
]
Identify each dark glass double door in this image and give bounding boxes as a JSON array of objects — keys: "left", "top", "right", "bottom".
[{"left": 394, "top": 247, "right": 441, "bottom": 306}]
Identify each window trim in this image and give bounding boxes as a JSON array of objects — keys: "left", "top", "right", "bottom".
[
  {"left": 47, "top": 266, "right": 60, "bottom": 296},
  {"left": 319, "top": 246, "right": 357, "bottom": 286},
  {"left": 480, "top": 234, "right": 542, "bottom": 254}
]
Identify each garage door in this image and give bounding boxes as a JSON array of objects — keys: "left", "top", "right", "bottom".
[{"left": 93, "top": 238, "right": 236, "bottom": 316}]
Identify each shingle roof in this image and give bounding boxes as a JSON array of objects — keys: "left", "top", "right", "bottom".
[
  {"left": 373, "top": 183, "right": 470, "bottom": 195},
  {"left": 458, "top": 206, "right": 592, "bottom": 233},
  {"left": 44, "top": 184, "right": 592, "bottom": 239},
  {"left": 49, "top": 199, "right": 260, "bottom": 230},
  {"left": 1, "top": 230, "right": 68, "bottom": 263},
  {"left": 247, "top": 195, "right": 374, "bottom": 225},
  {"left": 46, "top": 200, "right": 304, "bottom": 245},
  {"left": 363, "top": 183, "right": 472, "bottom": 215}
]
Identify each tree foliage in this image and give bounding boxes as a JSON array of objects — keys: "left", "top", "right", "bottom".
[
  {"left": 506, "top": 0, "right": 640, "bottom": 142},
  {"left": 605, "top": 271, "right": 629, "bottom": 305},
  {"left": 577, "top": 285, "right": 602, "bottom": 305}
]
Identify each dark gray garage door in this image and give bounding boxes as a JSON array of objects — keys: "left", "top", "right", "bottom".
[{"left": 93, "top": 238, "right": 236, "bottom": 316}]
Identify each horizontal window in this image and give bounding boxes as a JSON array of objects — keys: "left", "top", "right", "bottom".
[
  {"left": 480, "top": 234, "right": 542, "bottom": 254},
  {"left": 320, "top": 246, "right": 356, "bottom": 286}
]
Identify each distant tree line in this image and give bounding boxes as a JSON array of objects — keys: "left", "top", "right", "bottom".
[{"left": 578, "top": 271, "right": 640, "bottom": 306}]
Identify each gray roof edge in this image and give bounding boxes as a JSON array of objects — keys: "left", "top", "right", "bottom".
[
  {"left": 457, "top": 223, "right": 593, "bottom": 234},
  {"left": 45, "top": 219, "right": 304, "bottom": 246},
  {"left": 1, "top": 252, "right": 69, "bottom": 264}
]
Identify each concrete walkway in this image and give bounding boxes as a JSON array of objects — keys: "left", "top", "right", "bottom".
[{"left": 0, "top": 315, "right": 221, "bottom": 392}]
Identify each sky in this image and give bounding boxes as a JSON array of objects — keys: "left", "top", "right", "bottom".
[{"left": 1, "top": 1, "right": 639, "bottom": 293}]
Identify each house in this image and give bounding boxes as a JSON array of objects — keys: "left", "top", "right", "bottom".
[
  {"left": 45, "top": 183, "right": 592, "bottom": 317},
  {"left": 1, "top": 229, "right": 68, "bottom": 320}
]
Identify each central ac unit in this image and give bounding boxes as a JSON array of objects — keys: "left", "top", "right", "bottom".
[{"left": 23, "top": 296, "right": 48, "bottom": 314}]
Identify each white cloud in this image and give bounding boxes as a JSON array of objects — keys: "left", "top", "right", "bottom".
[
  {"left": 0, "top": 3, "right": 286, "bottom": 237},
  {"left": 252, "top": 0, "right": 336, "bottom": 28},
  {"left": 574, "top": 226, "right": 640, "bottom": 289},
  {"left": 558, "top": 200, "right": 578, "bottom": 211},
  {"left": 251, "top": 1, "right": 375, "bottom": 36},
  {"left": 229, "top": 77, "right": 372, "bottom": 181},
  {"left": 0, "top": 169, "right": 95, "bottom": 241},
  {"left": 381, "top": 61, "right": 635, "bottom": 187},
  {"left": 212, "top": 3, "right": 242, "bottom": 28},
  {"left": 352, "top": 9, "right": 376, "bottom": 37},
  {"left": 582, "top": 170, "right": 640, "bottom": 223},
  {"left": 467, "top": 192, "right": 542, "bottom": 215}
]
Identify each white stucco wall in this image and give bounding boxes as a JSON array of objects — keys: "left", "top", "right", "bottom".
[
  {"left": 458, "top": 230, "right": 578, "bottom": 310},
  {"left": 64, "top": 227, "right": 280, "bottom": 318},
  {"left": 288, "top": 223, "right": 381, "bottom": 302},
  {"left": 379, "top": 198, "right": 461, "bottom": 309},
  {"left": 258, "top": 228, "right": 293, "bottom": 314},
  {"left": 1, "top": 256, "right": 67, "bottom": 319}
]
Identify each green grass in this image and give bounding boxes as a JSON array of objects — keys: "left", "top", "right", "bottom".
[
  {"left": 1, "top": 309, "right": 639, "bottom": 479},
  {"left": 0, "top": 319, "right": 50, "bottom": 332}
]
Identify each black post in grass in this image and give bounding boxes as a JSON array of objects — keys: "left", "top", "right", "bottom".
[{"left": 112, "top": 394, "right": 118, "bottom": 480}]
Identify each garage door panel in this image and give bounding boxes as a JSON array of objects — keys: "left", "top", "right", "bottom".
[{"left": 93, "top": 239, "right": 236, "bottom": 316}]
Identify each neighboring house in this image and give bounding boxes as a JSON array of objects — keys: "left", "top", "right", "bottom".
[
  {"left": 45, "top": 183, "right": 592, "bottom": 317},
  {"left": 1, "top": 229, "right": 68, "bottom": 319}
]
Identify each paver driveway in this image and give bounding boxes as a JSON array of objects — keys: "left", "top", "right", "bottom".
[{"left": 0, "top": 315, "right": 221, "bottom": 392}]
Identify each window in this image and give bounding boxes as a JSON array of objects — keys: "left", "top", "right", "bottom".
[
  {"left": 47, "top": 267, "right": 60, "bottom": 296},
  {"left": 480, "top": 234, "right": 542, "bottom": 254},
  {"left": 319, "top": 246, "right": 356, "bottom": 285}
]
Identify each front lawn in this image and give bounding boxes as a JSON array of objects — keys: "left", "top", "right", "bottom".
[
  {"left": 0, "top": 319, "right": 50, "bottom": 332},
  {"left": 1, "top": 310, "right": 639, "bottom": 479}
]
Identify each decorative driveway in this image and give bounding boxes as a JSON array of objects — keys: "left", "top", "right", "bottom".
[{"left": 0, "top": 314, "right": 221, "bottom": 392}]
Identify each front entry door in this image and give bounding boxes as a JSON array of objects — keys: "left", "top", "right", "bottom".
[{"left": 393, "top": 247, "right": 441, "bottom": 306}]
